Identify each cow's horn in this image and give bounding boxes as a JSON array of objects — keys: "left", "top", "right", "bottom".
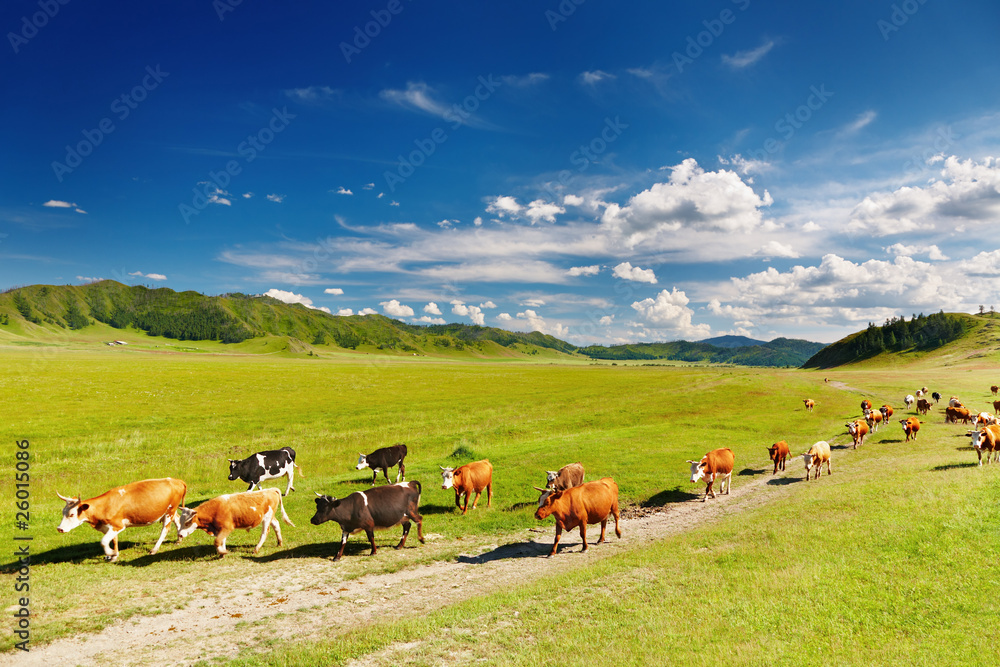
[
  {"left": 439, "top": 465, "right": 446, "bottom": 471},
  {"left": 315, "top": 492, "right": 324, "bottom": 497},
  {"left": 532, "top": 486, "right": 548, "bottom": 492},
  {"left": 56, "top": 491, "right": 74, "bottom": 502}
]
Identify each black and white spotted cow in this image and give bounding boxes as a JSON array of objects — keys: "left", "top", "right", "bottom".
[
  {"left": 355, "top": 443, "right": 407, "bottom": 485},
  {"left": 228, "top": 447, "right": 302, "bottom": 496}
]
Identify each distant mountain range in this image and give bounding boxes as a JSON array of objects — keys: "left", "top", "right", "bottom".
[{"left": 0, "top": 281, "right": 826, "bottom": 367}]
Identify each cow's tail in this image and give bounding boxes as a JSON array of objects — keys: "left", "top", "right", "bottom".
[
  {"left": 411, "top": 479, "right": 422, "bottom": 505},
  {"left": 276, "top": 490, "right": 296, "bottom": 527},
  {"left": 293, "top": 461, "right": 304, "bottom": 478}
]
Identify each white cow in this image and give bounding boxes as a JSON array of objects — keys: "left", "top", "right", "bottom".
[{"left": 904, "top": 394, "right": 915, "bottom": 410}]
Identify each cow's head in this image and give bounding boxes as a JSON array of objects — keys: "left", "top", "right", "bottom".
[
  {"left": 56, "top": 492, "right": 86, "bottom": 533},
  {"left": 440, "top": 466, "right": 455, "bottom": 490},
  {"left": 310, "top": 493, "right": 338, "bottom": 525},
  {"left": 177, "top": 507, "right": 199, "bottom": 540},
  {"left": 533, "top": 485, "right": 554, "bottom": 510},
  {"left": 846, "top": 422, "right": 857, "bottom": 435},
  {"left": 802, "top": 452, "right": 815, "bottom": 472},
  {"left": 356, "top": 453, "right": 369, "bottom": 470},
  {"left": 880, "top": 406, "right": 890, "bottom": 419},
  {"left": 686, "top": 459, "right": 707, "bottom": 484},
  {"left": 534, "top": 487, "right": 561, "bottom": 520},
  {"left": 545, "top": 470, "right": 559, "bottom": 488},
  {"left": 227, "top": 459, "right": 241, "bottom": 481}
]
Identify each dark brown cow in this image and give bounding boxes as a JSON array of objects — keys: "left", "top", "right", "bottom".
[
  {"left": 994, "top": 400, "right": 1000, "bottom": 414},
  {"left": 356, "top": 443, "right": 407, "bottom": 485},
  {"left": 56, "top": 478, "right": 187, "bottom": 562},
  {"left": 880, "top": 404, "right": 894, "bottom": 420},
  {"left": 178, "top": 488, "right": 294, "bottom": 555},
  {"left": 544, "top": 462, "right": 585, "bottom": 491},
  {"left": 992, "top": 385, "right": 998, "bottom": 396},
  {"left": 534, "top": 477, "right": 621, "bottom": 557},
  {"left": 440, "top": 460, "right": 493, "bottom": 514},
  {"left": 310, "top": 481, "right": 424, "bottom": 561},
  {"left": 900, "top": 417, "right": 921, "bottom": 441},
  {"left": 687, "top": 448, "right": 735, "bottom": 501},
  {"left": 946, "top": 406, "right": 972, "bottom": 424},
  {"left": 916, "top": 398, "right": 931, "bottom": 415},
  {"left": 768, "top": 441, "right": 789, "bottom": 474}
]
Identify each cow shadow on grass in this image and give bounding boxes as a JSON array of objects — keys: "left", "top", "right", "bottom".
[
  {"left": 932, "top": 462, "right": 979, "bottom": 471},
  {"left": 248, "top": 540, "right": 378, "bottom": 562},
  {"left": 766, "top": 476, "right": 802, "bottom": 486},
  {"left": 0, "top": 542, "right": 124, "bottom": 570},
  {"left": 456, "top": 540, "right": 547, "bottom": 564},
  {"left": 640, "top": 487, "right": 701, "bottom": 507},
  {"left": 738, "top": 467, "right": 767, "bottom": 476},
  {"left": 419, "top": 503, "right": 458, "bottom": 516}
]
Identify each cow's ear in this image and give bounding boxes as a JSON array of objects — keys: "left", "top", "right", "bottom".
[{"left": 78, "top": 503, "right": 89, "bottom": 513}]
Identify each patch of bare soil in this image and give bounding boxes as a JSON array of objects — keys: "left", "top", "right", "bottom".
[{"left": 5, "top": 472, "right": 800, "bottom": 667}]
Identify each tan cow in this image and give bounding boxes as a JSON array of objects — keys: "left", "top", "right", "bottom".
[
  {"left": 178, "top": 488, "right": 294, "bottom": 555},
  {"left": 847, "top": 419, "right": 869, "bottom": 449},
  {"left": 768, "top": 440, "right": 789, "bottom": 474},
  {"left": 803, "top": 399, "right": 815, "bottom": 411},
  {"left": 803, "top": 441, "right": 831, "bottom": 481},
  {"left": 864, "top": 409, "right": 883, "bottom": 433},
  {"left": 534, "top": 477, "right": 621, "bottom": 557},
  {"left": 440, "top": 460, "right": 493, "bottom": 514},
  {"left": 687, "top": 448, "right": 735, "bottom": 501},
  {"left": 56, "top": 478, "right": 187, "bottom": 562}
]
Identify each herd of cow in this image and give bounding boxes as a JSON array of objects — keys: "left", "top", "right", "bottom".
[
  {"left": 56, "top": 383, "right": 1000, "bottom": 563},
  {"left": 55, "top": 443, "right": 621, "bottom": 562}
]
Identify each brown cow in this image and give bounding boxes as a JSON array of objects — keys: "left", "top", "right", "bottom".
[
  {"left": 880, "top": 404, "right": 894, "bottom": 420},
  {"left": 687, "top": 448, "right": 735, "bottom": 501},
  {"left": 803, "top": 441, "right": 831, "bottom": 481},
  {"left": 900, "top": 417, "right": 920, "bottom": 441},
  {"left": 945, "top": 406, "right": 972, "bottom": 424},
  {"left": 56, "top": 478, "right": 187, "bottom": 562},
  {"left": 915, "top": 398, "right": 931, "bottom": 415},
  {"left": 803, "top": 399, "right": 815, "bottom": 411},
  {"left": 864, "top": 409, "right": 883, "bottom": 433},
  {"left": 861, "top": 399, "right": 872, "bottom": 411},
  {"left": 534, "top": 477, "right": 621, "bottom": 557},
  {"left": 544, "top": 462, "right": 585, "bottom": 491},
  {"left": 847, "top": 419, "right": 869, "bottom": 449},
  {"left": 440, "top": 460, "right": 492, "bottom": 514},
  {"left": 177, "top": 488, "right": 294, "bottom": 555},
  {"left": 971, "top": 425, "right": 1000, "bottom": 465},
  {"left": 994, "top": 400, "right": 1000, "bottom": 414},
  {"left": 992, "top": 385, "right": 998, "bottom": 396},
  {"left": 768, "top": 440, "right": 789, "bottom": 474}
]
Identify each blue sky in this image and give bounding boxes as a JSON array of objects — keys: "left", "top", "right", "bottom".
[{"left": 3, "top": 1, "right": 1000, "bottom": 344}]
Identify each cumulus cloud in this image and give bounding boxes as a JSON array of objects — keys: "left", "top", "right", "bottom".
[
  {"left": 127, "top": 271, "right": 168, "bottom": 281},
  {"left": 266, "top": 194, "right": 285, "bottom": 203},
  {"left": 525, "top": 199, "right": 564, "bottom": 224},
  {"left": 847, "top": 156, "right": 1000, "bottom": 236},
  {"left": 601, "top": 158, "right": 773, "bottom": 245},
  {"left": 336, "top": 187, "right": 353, "bottom": 195},
  {"left": 451, "top": 300, "right": 485, "bottom": 325},
  {"left": 424, "top": 302, "right": 443, "bottom": 315},
  {"left": 962, "top": 250, "right": 1000, "bottom": 276},
  {"left": 335, "top": 308, "right": 354, "bottom": 316},
  {"left": 480, "top": 301, "right": 497, "bottom": 309},
  {"left": 380, "top": 299, "right": 415, "bottom": 317},
  {"left": 613, "top": 261, "right": 658, "bottom": 284},
  {"left": 563, "top": 194, "right": 585, "bottom": 207},
  {"left": 415, "top": 315, "right": 446, "bottom": 324},
  {"left": 486, "top": 195, "right": 523, "bottom": 218},
  {"left": 264, "top": 288, "right": 330, "bottom": 313},
  {"left": 885, "top": 243, "right": 949, "bottom": 261},
  {"left": 497, "top": 313, "right": 513, "bottom": 321},
  {"left": 752, "top": 241, "right": 800, "bottom": 259},
  {"left": 631, "top": 288, "right": 711, "bottom": 339},
  {"left": 359, "top": 307, "right": 378, "bottom": 316},
  {"left": 324, "top": 287, "right": 344, "bottom": 295},
  {"left": 567, "top": 265, "right": 600, "bottom": 277},
  {"left": 599, "top": 315, "right": 615, "bottom": 326},
  {"left": 516, "top": 309, "right": 568, "bottom": 338}
]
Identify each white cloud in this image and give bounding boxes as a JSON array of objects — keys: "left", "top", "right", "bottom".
[
  {"left": 567, "top": 265, "right": 600, "bottom": 277},
  {"left": 752, "top": 241, "right": 800, "bottom": 259},
  {"left": 335, "top": 308, "right": 354, "bottom": 316},
  {"left": 480, "top": 301, "right": 497, "bottom": 309},
  {"left": 516, "top": 309, "right": 569, "bottom": 338},
  {"left": 324, "top": 287, "right": 344, "bottom": 295},
  {"left": 242, "top": 192, "right": 253, "bottom": 199},
  {"left": 316, "top": 306, "right": 331, "bottom": 314},
  {"left": 380, "top": 82, "right": 458, "bottom": 122},
  {"left": 885, "top": 243, "right": 949, "bottom": 261},
  {"left": 601, "top": 158, "right": 773, "bottom": 245},
  {"left": 840, "top": 110, "right": 877, "bottom": 134},
  {"left": 525, "top": 199, "right": 565, "bottom": 224},
  {"left": 599, "top": 315, "right": 615, "bottom": 326},
  {"left": 43, "top": 200, "right": 78, "bottom": 209},
  {"left": 451, "top": 300, "right": 485, "bottom": 325},
  {"left": 964, "top": 250, "right": 1000, "bottom": 276},
  {"left": 847, "top": 156, "right": 1000, "bottom": 236},
  {"left": 563, "top": 194, "right": 585, "bottom": 207},
  {"left": 721, "top": 40, "right": 775, "bottom": 68},
  {"left": 363, "top": 183, "right": 375, "bottom": 190},
  {"left": 380, "top": 299, "right": 415, "bottom": 317},
  {"left": 284, "top": 86, "right": 339, "bottom": 103},
  {"left": 127, "top": 271, "right": 168, "bottom": 281},
  {"left": 336, "top": 187, "right": 353, "bottom": 195},
  {"left": 521, "top": 298, "right": 546, "bottom": 308},
  {"left": 802, "top": 221, "right": 822, "bottom": 232},
  {"left": 500, "top": 73, "right": 550, "bottom": 87},
  {"left": 631, "top": 288, "right": 711, "bottom": 339},
  {"left": 613, "top": 261, "right": 658, "bottom": 284},
  {"left": 424, "top": 302, "right": 443, "bottom": 315},
  {"left": 497, "top": 313, "right": 513, "bottom": 321},
  {"left": 76, "top": 276, "right": 104, "bottom": 283},
  {"left": 359, "top": 307, "right": 378, "bottom": 316},
  {"left": 579, "top": 70, "right": 615, "bottom": 85},
  {"left": 390, "top": 201, "right": 400, "bottom": 207},
  {"left": 718, "top": 153, "right": 770, "bottom": 175},
  {"left": 264, "top": 288, "right": 319, "bottom": 309},
  {"left": 266, "top": 194, "right": 285, "bottom": 203},
  {"left": 473, "top": 216, "right": 483, "bottom": 227},
  {"left": 486, "top": 195, "right": 523, "bottom": 218},
  {"left": 414, "top": 315, "right": 446, "bottom": 324}
]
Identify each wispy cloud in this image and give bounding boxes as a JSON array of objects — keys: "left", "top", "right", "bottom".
[
  {"left": 284, "top": 86, "right": 340, "bottom": 103},
  {"left": 722, "top": 40, "right": 776, "bottom": 68},
  {"left": 380, "top": 82, "right": 453, "bottom": 119},
  {"left": 266, "top": 194, "right": 285, "bottom": 203},
  {"left": 579, "top": 70, "right": 616, "bottom": 86},
  {"left": 128, "top": 271, "right": 168, "bottom": 281}
]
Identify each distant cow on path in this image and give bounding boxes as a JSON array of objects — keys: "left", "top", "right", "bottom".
[
  {"left": 440, "top": 460, "right": 493, "bottom": 514},
  {"left": 803, "top": 399, "right": 815, "bottom": 411},
  {"left": 545, "top": 462, "right": 585, "bottom": 491},
  {"left": 768, "top": 441, "right": 789, "bottom": 474},
  {"left": 534, "top": 477, "right": 621, "bottom": 557},
  {"left": 228, "top": 447, "right": 301, "bottom": 496},
  {"left": 687, "top": 448, "right": 735, "bottom": 501},
  {"left": 356, "top": 444, "right": 407, "bottom": 485}
]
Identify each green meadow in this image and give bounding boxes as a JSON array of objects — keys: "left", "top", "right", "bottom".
[{"left": 3, "top": 339, "right": 1000, "bottom": 664}]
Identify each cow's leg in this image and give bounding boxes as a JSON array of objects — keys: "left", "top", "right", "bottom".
[
  {"left": 254, "top": 508, "right": 275, "bottom": 554},
  {"left": 725, "top": 472, "right": 732, "bottom": 494},
  {"left": 826, "top": 459, "right": 832, "bottom": 476},
  {"left": 371, "top": 470, "right": 378, "bottom": 486},
  {"left": 471, "top": 489, "right": 482, "bottom": 510},
  {"left": 99, "top": 524, "right": 121, "bottom": 562},
  {"left": 397, "top": 460, "right": 405, "bottom": 482},
  {"left": 215, "top": 528, "right": 232, "bottom": 555},
  {"left": 334, "top": 530, "right": 348, "bottom": 561},
  {"left": 383, "top": 467, "right": 392, "bottom": 485},
  {"left": 579, "top": 523, "right": 589, "bottom": 552},
  {"left": 396, "top": 519, "right": 410, "bottom": 549},
  {"left": 461, "top": 492, "right": 470, "bottom": 515},
  {"left": 454, "top": 491, "right": 463, "bottom": 510},
  {"left": 284, "top": 467, "right": 294, "bottom": 496},
  {"left": 612, "top": 501, "right": 622, "bottom": 539},
  {"left": 548, "top": 523, "right": 563, "bottom": 557},
  {"left": 150, "top": 512, "right": 173, "bottom": 555},
  {"left": 486, "top": 483, "right": 492, "bottom": 508},
  {"left": 597, "top": 519, "right": 607, "bottom": 544},
  {"left": 365, "top": 529, "right": 378, "bottom": 556},
  {"left": 411, "top": 508, "right": 425, "bottom": 543}
]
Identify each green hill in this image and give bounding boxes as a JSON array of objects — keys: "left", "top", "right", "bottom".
[{"left": 576, "top": 337, "right": 826, "bottom": 367}]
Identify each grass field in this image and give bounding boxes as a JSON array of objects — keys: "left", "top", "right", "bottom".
[{"left": 3, "top": 339, "right": 1000, "bottom": 664}]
